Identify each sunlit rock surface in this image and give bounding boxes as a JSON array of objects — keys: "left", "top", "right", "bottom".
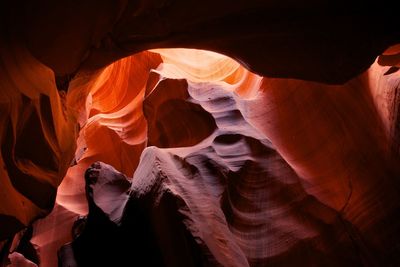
[
  {"left": 67, "top": 73, "right": 359, "bottom": 266},
  {"left": 1, "top": 1, "right": 400, "bottom": 265},
  {"left": 0, "top": 46, "right": 399, "bottom": 266},
  {"left": 28, "top": 49, "right": 399, "bottom": 266}
]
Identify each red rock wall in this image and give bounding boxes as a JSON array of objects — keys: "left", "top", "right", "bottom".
[
  {"left": 33, "top": 49, "right": 400, "bottom": 266},
  {"left": 1, "top": 1, "right": 400, "bottom": 266}
]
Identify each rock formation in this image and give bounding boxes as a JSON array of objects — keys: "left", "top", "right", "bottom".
[{"left": 1, "top": 1, "right": 400, "bottom": 266}]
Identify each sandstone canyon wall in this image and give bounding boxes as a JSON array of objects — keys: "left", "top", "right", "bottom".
[{"left": 1, "top": 1, "right": 400, "bottom": 266}]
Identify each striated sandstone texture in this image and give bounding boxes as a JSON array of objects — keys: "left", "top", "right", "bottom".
[
  {"left": 57, "top": 49, "right": 399, "bottom": 266},
  {"left": 0, "top": 1, "right": 400, "bottom": 266}
]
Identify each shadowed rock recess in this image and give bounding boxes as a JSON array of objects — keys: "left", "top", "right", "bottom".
[{"left": 1, "top": 1, "right": 400, "bottom": 267}]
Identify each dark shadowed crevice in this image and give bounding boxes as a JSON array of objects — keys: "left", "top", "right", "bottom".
[{"left": 2, "top": 119, "right": 57, "bottom": 210}]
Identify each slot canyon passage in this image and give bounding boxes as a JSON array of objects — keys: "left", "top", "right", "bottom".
[{"left": 1, "top": 1, "right": 400, "bottom": 267}]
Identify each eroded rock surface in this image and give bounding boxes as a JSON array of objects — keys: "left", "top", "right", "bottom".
[
  {"left": 61, "top": 66, "right": 400, "bottom": 266},
  {"left": 1, "top": 2, "right": 400, "bottom": 262},
  {"left": 2, "top": 0, "right": 399, "bottom": 83}
]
